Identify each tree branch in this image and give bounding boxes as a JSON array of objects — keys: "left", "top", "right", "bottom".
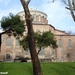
[
  {"left": 37, "top": 47, "right": 41, "bottom": 55},
  {"left": 72, "top": 0, "right": 75, "bottom": 10},
  {"left": 62, "top": 0, "right": 69, "bottom": 6},
  {"left": 68, "top": 0, "right": 75, "bottom": 21},
  {"left": 21, "top": 0, "right": 30, "bottom": 5}
]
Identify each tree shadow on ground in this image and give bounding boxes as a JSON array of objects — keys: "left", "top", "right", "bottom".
[
  {"left": 22, "top": 63, "right": 33, "bottom": 75},
  {"left": 51, "top": 67, "right": 71, "bottom": 75},
  {"left": 0, "top": 62, "right": 4, "bottom": 72}
]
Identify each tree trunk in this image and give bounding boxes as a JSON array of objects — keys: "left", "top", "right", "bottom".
[
  {"left": 20, "top": 0, "right": 43, "bottom": 75},
  {"left": 72, "top": 0, "right": 75, "bottom": 10},
  {"left": 0, "top": 34, "right": 1, "bottom": 51}
]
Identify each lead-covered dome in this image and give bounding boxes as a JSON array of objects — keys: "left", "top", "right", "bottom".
[{"left": 17, "top": 9, "right": 48, "bottom": 24}]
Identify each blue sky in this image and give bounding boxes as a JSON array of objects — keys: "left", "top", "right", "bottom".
[{"left": 0, "top": 0, "right": 75, "bottom": 33}]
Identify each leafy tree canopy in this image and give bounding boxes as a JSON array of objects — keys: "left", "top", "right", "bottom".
[
  {"left": 37, "top": 31, "right": 58, "bottom": 49},
  {"left": 1, "top": 13, "right": 25, "bottom": 35},
  {"left": 20, "top": 31, "right": 58, "bottom": 51}
]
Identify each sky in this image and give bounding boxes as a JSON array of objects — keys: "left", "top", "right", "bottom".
[{"left": 0, "top": 0, "right": 75, "bottom": 33}]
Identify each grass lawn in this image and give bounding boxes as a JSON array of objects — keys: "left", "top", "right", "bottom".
[{"left": 0, "top": 62, "right": 75, "bottom": 75}]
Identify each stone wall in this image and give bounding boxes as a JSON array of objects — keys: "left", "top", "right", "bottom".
[{"left": 0, "top": 10, "right": 75, "bottom": 62}]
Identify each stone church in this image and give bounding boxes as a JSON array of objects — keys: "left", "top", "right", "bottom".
[{"left": 0, "top": 9, "right": 75, "bottom": 62}]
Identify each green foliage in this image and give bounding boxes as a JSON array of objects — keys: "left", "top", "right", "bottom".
[
  {"left": 1, "top": 13, "right": 25, "bottom": 35},
  {"left": 37, "top": 31, "right": 58, "bottom": 48},
  {"left": 0, "top": 62, "right": 75, "bottom": 75},
  {"left": 20, "top": 36, "right": 29, "bottom": 50},
  {"left": 20, "top": 31, "right": 58, "bottom": 51}
]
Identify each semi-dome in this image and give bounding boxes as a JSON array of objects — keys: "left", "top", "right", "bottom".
[{"left": 17, "top": 9, "right": 48, "bottom": 24}]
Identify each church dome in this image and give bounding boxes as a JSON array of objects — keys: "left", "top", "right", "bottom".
[{"left": 17, "top": 9, "right": 48, "bottom": 24}]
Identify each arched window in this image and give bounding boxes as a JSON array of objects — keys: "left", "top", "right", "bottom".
[
  {"left": 33, "top": 14, "right": 36, "bottom": 21},
  {"left": 58, "top": 39, "right": 62, "bottom": 47},
  {"left": 16, "top": 38, "right": 20, "bottom": 46},
  {"left": 36, "top": 15, "right": 39, "bottom": 21},
  {"left": 68, "top": 39, "right": 72, "bottom": 47},
  {"left": 41, "top": 16, "right": 44, "bottom": 23},
  {"left": 6, "top": 37, "right": 11, "bottom": 46},
  {"left": 38, "top": 15, "right": 41, "bottom": 22}
]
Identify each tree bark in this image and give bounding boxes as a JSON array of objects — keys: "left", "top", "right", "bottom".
[
  {"left": 37, "top": 47, "right": 41, "bottom": 55},
  {"left": 68, "top": 0, "right": 75, "bottom": 21},
  {"left": 20, "top": 0, "right": 43, "bottom": 75},
  {"left": 0, "top": 34, "right": 1, "bottom": 52}
]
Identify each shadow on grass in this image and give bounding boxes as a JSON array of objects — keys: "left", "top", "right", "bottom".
[
  {"left": 22, "top": 63, "right": 33, "bottom": 75},
  {"left": 0, "top": 62, "right": 4, "bottom": 72},
  {"left": 66, "top": 65, "right": 75, "bottom": 69},
  {"left": 50, "top": 63, "right": 75, "bottom": 75},
  {"left": 25, "top": 65, "right": 33, "bottom": 75},
  {"left": 51, "top": 67, "right": 71, "bottom": 75}
]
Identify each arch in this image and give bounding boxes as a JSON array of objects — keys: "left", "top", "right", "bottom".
[
  {"left": 44, "top": 17, "right": 47, "bottom": 23},
  {"left": 68, "top": 39, "right": 72, "bottom": 47},
  {"left": 16, "top": 38, "right": 20, "bottom": 46},
  {"left": 36, "top": 15, "right": 39, "bottom": 21},
  {"left": 58, "top": 39, "right": 62, "bottom": 47},
  {"left": 38, "top": 15, "right": 41, "bottom": 22},
  {"left": 6, "top": 37, "right": 11, "bottom": 46},
  {"left": 33, "top": 14, "right": 36, "bottom": 21},
  {"left": 41, "top": 16, "right": 44, "bottom": 23}
]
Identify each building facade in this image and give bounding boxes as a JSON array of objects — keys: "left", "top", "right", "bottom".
[{"left": 0, "top": 9, "right": 75, "bottom": 62}]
